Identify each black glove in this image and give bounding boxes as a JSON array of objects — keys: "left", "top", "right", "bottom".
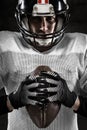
[
  {"left": 9, "top": 75, "right": 49, "bottom": 109},
  {"left": 40, "top": 71, "right": 77, "bottom": 108}
]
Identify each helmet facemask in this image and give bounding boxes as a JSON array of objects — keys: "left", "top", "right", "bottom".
[{"left": 16, "top": 0, "right": 69, "bottom": 52}]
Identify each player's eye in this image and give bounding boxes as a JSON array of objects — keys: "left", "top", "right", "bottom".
[
  {"left": 46, "top": 16, "right": 56, "bottom": 23},
  {"left": 29, "top": 16, "right": 42, "bottom": 23}
]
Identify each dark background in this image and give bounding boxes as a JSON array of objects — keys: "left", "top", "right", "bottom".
[{"left": 0, "top": 0, "right": 87, "bottom": 130}]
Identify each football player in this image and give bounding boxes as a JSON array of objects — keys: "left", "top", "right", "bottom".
[{"left": 0, "top": 0, "right": 87, "bottom": 130}]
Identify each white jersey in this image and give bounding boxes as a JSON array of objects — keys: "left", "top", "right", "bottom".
[{"left": 0, "top": 31, "right": 87, "bottom": 130}]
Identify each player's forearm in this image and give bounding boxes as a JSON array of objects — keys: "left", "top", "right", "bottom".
[
  {"left": 73, "top": 96, "right": 87, "bottom": 117},
  {"left": 72, "top": 96, "right": 80, "bottom": 111},
  {"left": 0, "top": 95, "right": 14, "bottom": 115},
  {"left": 7, "top": 96, "right": 14, "bottom": 112}
]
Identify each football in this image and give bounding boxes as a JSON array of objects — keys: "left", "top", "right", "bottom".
[{"left": 26, "top": 65, "right": 61, "bottom": 128}]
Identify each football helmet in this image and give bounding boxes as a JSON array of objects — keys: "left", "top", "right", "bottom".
[{"left": 15, "top": 0, "right": 69, "bottom": 52}]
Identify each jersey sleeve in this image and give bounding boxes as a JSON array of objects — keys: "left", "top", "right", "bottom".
[
  {"left": 74, "top": 35, "right": 87, "bottom": 117},
  {"left": 79, "top": 35, "right": 87, "bottom": 95},
  {"left": 0, "top": 55, "right": 6, "bottom": 90}
]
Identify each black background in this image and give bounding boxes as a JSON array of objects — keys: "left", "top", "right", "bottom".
[{"left": 0, "top": 0, "right": 87, "bottom": 130}]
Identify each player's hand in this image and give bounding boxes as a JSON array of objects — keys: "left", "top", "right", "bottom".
[
  {"left": 8, "top": 75, "right": 48, "bottom": 109},
  {"left": 40, "top": 71, "right": 77, "bottom": 107}
]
